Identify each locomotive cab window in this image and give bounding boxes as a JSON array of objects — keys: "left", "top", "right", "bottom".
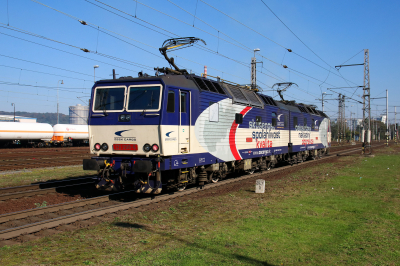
[
  {"left": 293, "top": 117, "right": 298, "bottom": 126},
  {"left": 94, "top": 86, "right": 125, "bottom": 112},
  {"left": 180, "top": 92, "right": 187, "bottom": 113},
  {"left": 312, "top": 119, "right": 315, "bottom": 130},
  {"left": 304, "top": 118, "right": 307, "bottom": 126},
  {"left": 166, "top": 91, "right": 175, "bottom": 113},
  {"left": 272, "top": 112, "right": 277, "bottom": 127},
  {"left": 127, "top": 85, "right": 162, "bottom": 112}
]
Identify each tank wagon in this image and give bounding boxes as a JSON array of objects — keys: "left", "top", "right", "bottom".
[
  {"left": 0, "top": 122, "right": 89, "bottom": 148},
  {"left": 52, "top": 124, "right": 89, "bottom": 146},
  {"left": 0, "top": 122, "right": 53, "bottom": 147},
  {"left": 83, "top": 74, "right": 331, "bottom": 193}
]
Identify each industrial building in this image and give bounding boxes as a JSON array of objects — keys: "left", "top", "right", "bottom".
[{"left": 0, "top": 115, "right": 37, "bottom": 123}]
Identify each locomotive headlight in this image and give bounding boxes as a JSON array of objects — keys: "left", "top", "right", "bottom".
[
  {"left": 101, "top": 143, "right": 109, "bottom": 151},
  {"left": 143, "top": 143, "right": 151, "bottom": 152},
  {"left": 118, "top": 114, "right": 131, "bottom": 122},
  {"left": 94, "top": 143, "right": 101, "bottom": 151},
  {"left": 152, "top": 144, "right": 159, "bottom": 152}
]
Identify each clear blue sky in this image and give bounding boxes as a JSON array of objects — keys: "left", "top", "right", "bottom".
[{"left": 0, "top": 0, "right": 399, "bottom": 123}]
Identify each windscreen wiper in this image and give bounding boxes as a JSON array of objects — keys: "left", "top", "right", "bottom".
[{"left": 103, "top": 104, "right": 108, "bottom": 116}]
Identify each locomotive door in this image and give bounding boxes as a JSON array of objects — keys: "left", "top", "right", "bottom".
[{"left": 179, "top": 90, "right": 190, "bottom": 153}]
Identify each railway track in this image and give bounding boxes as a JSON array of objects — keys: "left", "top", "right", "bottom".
[
  {"left": 0, "top": 147, "right": 92, "bottom": 172},
  {"left": 0, "top": 145, "right": 360, "bottom": 172},
  {"left": 0, "top": 144, "right": 383, "bottom": 246},
  {"left": 0, "top": 176, "right": 97, "bottom": 201}
]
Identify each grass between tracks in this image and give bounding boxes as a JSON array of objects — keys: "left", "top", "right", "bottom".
[
  {"left": 0, "top": 166, "right": 95, "bottom": 188},
  {"left": 0, "top": 146, "right": 399, "bottom": 265}
]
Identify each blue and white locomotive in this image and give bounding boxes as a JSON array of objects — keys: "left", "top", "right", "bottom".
[{"left": 83, "top": 38, "right": 331, "bottom": 193}]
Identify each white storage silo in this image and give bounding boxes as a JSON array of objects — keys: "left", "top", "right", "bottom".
[{"left": 69, "top": 104, "right": 89, "bottom": 125}]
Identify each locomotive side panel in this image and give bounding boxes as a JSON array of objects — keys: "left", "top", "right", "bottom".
[{"left": 194, "top": 97, "right": 289, "bottom": 161}]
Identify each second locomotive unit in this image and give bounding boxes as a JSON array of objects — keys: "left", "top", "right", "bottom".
[{"left": 83, "top": 37, "right": 331, "bottom": 193}]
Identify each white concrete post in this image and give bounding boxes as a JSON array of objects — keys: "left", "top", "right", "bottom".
[{"left": 255, "top": 179, "right": 265, "bottom": 193}]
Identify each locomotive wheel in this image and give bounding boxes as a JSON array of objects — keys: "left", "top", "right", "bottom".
[
  {"left": 292, "top": 154, "right": 298, "bottom": 164},
  {"left": 266, "top": 161, "right": 272, "bottom": 171},
  {"left": 177, "top": 182, "right": 187, "bottom": 192},
  {"left": 297, "top": 154, "right": 303, "bottom": 163},
  {"left": 209, "top": 173, "right": 219, "bottom": 183}
]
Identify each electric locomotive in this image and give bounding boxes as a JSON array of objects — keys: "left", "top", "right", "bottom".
[{"left": 83, "top": 37, "right": 331, "bottom": 193}]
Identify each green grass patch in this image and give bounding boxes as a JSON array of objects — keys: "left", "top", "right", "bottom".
[
  {"left": 0, "top": 149, "right": 399, "bottom": 265},
  {"left": 0, "top": 166, "right": 95, "bottom": 188}
]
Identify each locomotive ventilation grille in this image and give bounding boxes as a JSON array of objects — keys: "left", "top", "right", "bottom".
[
  {"left": 258, "top": 94, "right": 277, "bottom": 107},
  {"left": 223, "top": 83, "right": 264, "bottom": 108},
  {"left": 192, "top": 76, "right": 226, "bottom": 95}
]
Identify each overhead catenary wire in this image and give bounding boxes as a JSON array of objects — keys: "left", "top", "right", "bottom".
[
  {"left": 85, "top": 0, "right": 355, "bottom": 94},
  {"left": 0, "top": 80, "right": 91, "bottom": 92},
  {"left": 199, "top": 0, "right": 288, "bottom": 50},
  {"left": 85, "top": 0, "right": 309, "bottom": 89},
  {"left": 340, "top": 49, "right": 365, "bottom": 65},
  {"left": 25, "top": 0, "right": 355, "bottom": 108},
  {"left": 0, "top": 64, "right": 96, "bottom": 82},
  {"left": 2, "top": 3, "right": 372, "bottom": 117},
  {"left": 166, "top": 0, "right": 250, "bottom": 51},
  {"left": 0, "top": 88, "right": 89, "bottom": 101},
  {"left": 260, "top": 0, "right": 331, "bottom": 68},
  {"left": 87, "top": 0, "right": 297, "bottom": 83},
  {"left": 0, "top": 54, "right": 103, "bottom": 79},
  {"left": 0, "top": 25, "right": 154, "bottom": 71},
  {"left": 0, "top": 98, "right": 72, "bottom": 107},
  {"left": 198, "top": 0, "right": 359, "bottom": 86},
  {"left": 32, "top": 0, "right": 254, "bottom": 82}
]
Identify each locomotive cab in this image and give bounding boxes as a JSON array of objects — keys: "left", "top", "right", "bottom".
[
  {"left": 90, "top": 83, "right": 163, "bottom": 156},
  {"left": 84, "top": 75, "right": 197, "bottom": 193}
]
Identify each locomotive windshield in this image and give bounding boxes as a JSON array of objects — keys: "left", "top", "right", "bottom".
[
  {"left": 94, "top": 87, "right": 125, "bottom": 111},
  {"left": 127, "top": 85, "right": 161, "bottom": 111}
]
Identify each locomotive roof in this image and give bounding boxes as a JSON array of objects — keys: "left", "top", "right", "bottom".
[
  {"left": 96, "top": 73, "right": 328, "bottom": 118},
  {"left": 275, "top": 101, "right": 301, "bottom": 112},
  {"left": 96, "top": 74, "right": 199, "bottom": 90}
]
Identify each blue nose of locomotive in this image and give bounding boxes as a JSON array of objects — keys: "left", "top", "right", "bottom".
[{"left": 88, "top": 83, "right": 163, "bottom": 156}]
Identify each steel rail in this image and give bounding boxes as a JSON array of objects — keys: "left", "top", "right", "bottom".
[
  {"left": 0, "top": 176, "right": 96, "bottom": 195},
  {"left": 0, "top": 144, "right": 384, "bottom": 241},
  {"left": 0, "top": 182, "right": 95, "bottom": 201}
]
